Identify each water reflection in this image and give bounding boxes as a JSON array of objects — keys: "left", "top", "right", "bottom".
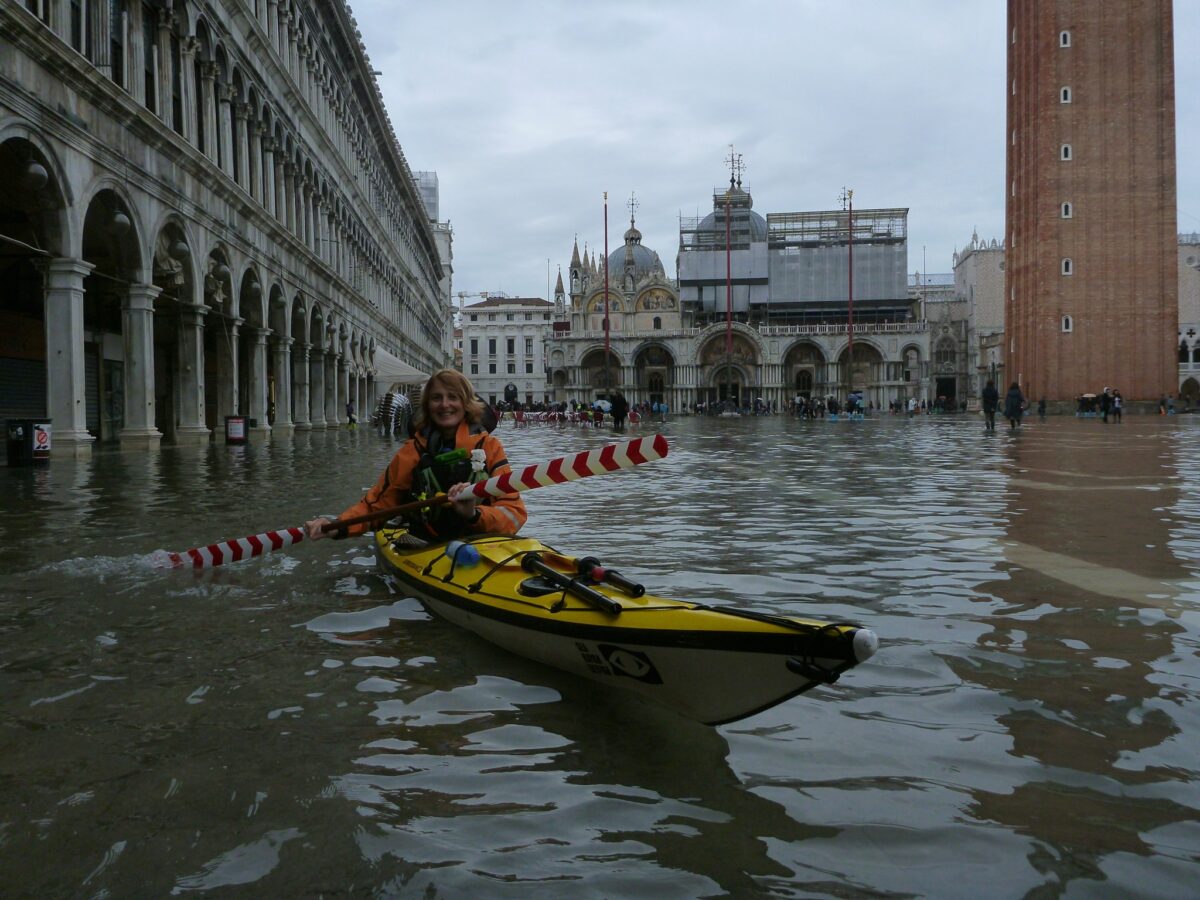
[{"left": 1, "top": 416, "right": 1199, "bottom": 896}]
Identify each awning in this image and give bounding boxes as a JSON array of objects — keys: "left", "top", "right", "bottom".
[{"left": 372, "top": 347, "right": 431, "bottom": 386}]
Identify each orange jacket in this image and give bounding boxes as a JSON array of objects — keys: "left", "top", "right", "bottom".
[{"left": 335, "top": 420, "right": 526, "bottom": 538}]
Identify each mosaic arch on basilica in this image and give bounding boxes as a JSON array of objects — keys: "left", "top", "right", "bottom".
[{"left": 1, "top": 2, "right": 447, "bottom": 457}]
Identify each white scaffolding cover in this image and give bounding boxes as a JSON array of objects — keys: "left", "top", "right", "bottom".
[{"left": 372, "top": 347, "right": 430, "bottom": 386}]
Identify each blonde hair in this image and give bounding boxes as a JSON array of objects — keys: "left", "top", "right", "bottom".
[{"left": 415, "top": 369, "right": 484, "bottom": 430}]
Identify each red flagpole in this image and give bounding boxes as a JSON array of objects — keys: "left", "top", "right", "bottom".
[
  {"left": 847, "top": 190, "right": 854, "bottom": 390},
  {"left": 603, "top": 192, "right": 611, "bottom": 396}
]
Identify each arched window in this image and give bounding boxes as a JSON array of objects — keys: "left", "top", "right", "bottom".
[
  {"left": 1061, "top": 86, "right": 1072, "bottom": 103},
  {"left": 935, "top": 337, "right": 956, "bottom": 371},
  {"left": 1193, "top": 346, "right": 1200, "bottom": 364},
  {"left": 1061, "top": 144, "right": 1072, "bottom": 161},
  {"left": 1180, "top": 342, "right": 1190, "bottom": 364},
  {"left": 1062, "top": 202, "right": 1073, "bottom": 218},
  {"left": 653, "top": 316, "right": 662, "bottom": 330},
  {"left": 1061, "top": 258, "right": 1073, "bottom": 275},
  {"left": 1062, "top": 315, "right": 1073, "bottom": 333},
  {"left": 1059, "top": 31, "right": 1071, "bottom": 47}
]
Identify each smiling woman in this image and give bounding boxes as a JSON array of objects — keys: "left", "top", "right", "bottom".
[{"left": 304, "top": 369, "right": 527, "bottom": 542}]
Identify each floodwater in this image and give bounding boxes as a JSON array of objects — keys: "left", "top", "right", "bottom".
[{"left": 2, "top": 413, "right": 1199, "bottom": 898}]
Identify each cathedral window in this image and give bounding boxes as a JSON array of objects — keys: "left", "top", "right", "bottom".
[
  {"left": 653, "top": 316, "right": 662, "bottom": 330},
  {"left": 1061, "top": 202, "right": 1073, "bottom": 218},
  {"left": 1059, "top": 31, "right": 1071, "bottom": 48},
  {"left": 1061, "top": 144, "right": 1072, "bottom": 160},
  {"left": 1062, "top": 315, "right": 1073, "bottom": 333},
  {"left": 1060, "top": 86, "right": 1072, "bottom": 103},
  {"left": 1061, "top": 258, "right": 1073, "bottom": 275}
]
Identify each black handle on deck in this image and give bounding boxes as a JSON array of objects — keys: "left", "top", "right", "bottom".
[
  {"left": 522, "top": 554, "right": 623, "bottom": 615},
  {"left": 577, "top": 556, "right": 645, "bottom": 598}
]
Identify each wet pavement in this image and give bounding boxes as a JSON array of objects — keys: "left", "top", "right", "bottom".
[{"left": 2, "top": 413, "right": 1198, "bottom": 897}]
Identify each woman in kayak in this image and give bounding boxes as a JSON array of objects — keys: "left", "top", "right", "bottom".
[{"left": 305, "top": 369, "right": 526, "bottom": 544}]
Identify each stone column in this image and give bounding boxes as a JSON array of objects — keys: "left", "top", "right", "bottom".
[
  {"left": 249, "top": 120, "right": 263, "bottom": 204},
  {"left": 127, "top": 1, "right": 146, "bottom": 105},
  {"left": 199, "top": 62, "right": 218, "bottom": 162},
  {"left": 179, "top": 37, "right": 198, "bottom": 144},
  {"left": 292, "top": 342, "right": 311, "bottom": 430},
  {"left": 156, "top": 11, "right": 174, "bottom": 128},
  {"left": 262, "top": 137, "right": 277, "bottom": 215},
  {"left": 267, "top": 0, "right": 280, "bottom": 51},
  {"left": 215, "top": 317, "right": 241, "bottom": 419},
  {"left": 302, "top": 181, "right": 313, "bottom": 249},
  {"left": 279, "top": 11, "right": 291, "bottom": 76},
  {"left": 119, "top": 283, "right": 163, "bottom": 450},
  {"left": 247, "top": 327, "right": 272, "bottom": 438},
  {"left": 309, "top": 348, "right": 326, "bottom": 428},
  {"left": 218, "top": 84, "right": 235, "bottom": 179},
  {"left": 175, "top": 303, "right": 211, "bottom": 444},
  {"left": 283, "top": 162, "right": 296, "bottom": 233},
  {"left": 234, "top": 102, "right": 250, "bottom": 191},
  {"left": 325, "top": 351, "right": 338, "bottom": 426},
  {"left": 338, "top": 358, "right": 350, "bottom": 426},
  {"left": 271, "top": 335, "right": 295, "bottom": 437},
  {"left": 44, "top": 259, "right": 96, "bottom": 457}
]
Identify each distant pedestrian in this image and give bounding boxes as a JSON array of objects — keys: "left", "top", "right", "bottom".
[
  {"left": 981, "top": 380, "right": 999, "bottom": 431},
  {"left": 346, "top": 399, "right": 357, "bottom": 429},
  {"left": 1004, "top": 382, "right": 1026, "bottom": 430},
  {"left": 1100, "top": 389, "right": 1112, "bottom": 423},
  {"left": 1038, "top": 397, "right": 1047, "bottom": 420},
  {"left": 611, "top": 392, "right": 629, "bottom": 431},
  {"left": 1112, "top": 391, "right": 1123, "bottom": 423}
]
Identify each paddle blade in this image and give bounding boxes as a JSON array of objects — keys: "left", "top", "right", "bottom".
[
  {"left": 471, "top": 433, "right": 669, "bottom": 499},
  {"left": 157, "top": 526, "right": 307, "bottom": 570}
]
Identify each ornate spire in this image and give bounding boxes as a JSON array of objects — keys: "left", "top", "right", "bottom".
[{"left": 570, "top": 236, "right": 581, "bottom": 268}]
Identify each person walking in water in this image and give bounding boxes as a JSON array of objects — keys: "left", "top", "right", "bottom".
[
  {"left": 981, "top": 380, "right": 999, "bottom": 431},
  {"left": 1003, "top": 382, "right": 1026, "bottom": 430}
]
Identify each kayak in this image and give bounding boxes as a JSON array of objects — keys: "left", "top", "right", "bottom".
[{"left": 374, "top": 528, "right": 878, "bottom": 725}]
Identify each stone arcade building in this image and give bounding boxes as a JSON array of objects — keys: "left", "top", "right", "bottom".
[{"left": 1, "top": 1, "right": 447, "bottom": 457}]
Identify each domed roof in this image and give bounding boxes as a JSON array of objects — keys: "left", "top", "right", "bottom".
[
  {"left": 607, "top": 216, "right": 661, "bottom": 276},
  {"left": 697, "top": 187, "right": 768, "bottom": 241}
]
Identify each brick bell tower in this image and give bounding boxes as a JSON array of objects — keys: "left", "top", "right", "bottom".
[{"left": 1005, "top": 1, "right": 1178, "bottom": 406}]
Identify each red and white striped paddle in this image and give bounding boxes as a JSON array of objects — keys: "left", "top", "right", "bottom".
[{"left": 158, "top": 433, "right": 669, "bottom": 570}]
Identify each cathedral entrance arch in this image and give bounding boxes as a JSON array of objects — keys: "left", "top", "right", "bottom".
[
  {"left": 634, "top": 344, "right": 675, "bottom": 405},
  {"left": 700, "top": 332, "right": 758, "bottom": 406},
  {"left": 580, "top": 348, "right": 621, "bottom": 400},
  {"left": 836, "top": 342, "right": 884, "bottom": 399},
  {"left": 784, "top": 341, "right": 826, "bottom": 399}
]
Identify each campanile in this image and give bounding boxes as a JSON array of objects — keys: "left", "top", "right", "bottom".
[{"left": 1005, "top": 1, "right": 1177, "bottom": 404}]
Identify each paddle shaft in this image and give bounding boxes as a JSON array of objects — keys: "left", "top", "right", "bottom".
[{"left": 162, "top": 434, "right": 669, "bottom": 569}]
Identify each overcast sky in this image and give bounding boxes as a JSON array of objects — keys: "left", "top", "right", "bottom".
[{"left": 350, "top": 1, "right": 1199, "bottom": 302}]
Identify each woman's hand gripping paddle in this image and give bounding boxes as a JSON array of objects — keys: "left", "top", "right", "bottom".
[{"left": 156, "top": 433, "right": 669, "bottom": 570}]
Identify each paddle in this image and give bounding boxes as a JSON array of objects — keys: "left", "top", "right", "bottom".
[{"left": 157, "top": 433, "right": 669, "bottom": 569}]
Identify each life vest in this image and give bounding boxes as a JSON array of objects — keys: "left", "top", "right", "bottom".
[{"left": 407, "top": 426, "right": 490, "bottom": 540}]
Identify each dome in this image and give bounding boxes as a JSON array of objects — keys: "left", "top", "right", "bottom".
[
  {"left": 607, "top": 216, "right": 661, "bottom": 276},
  {"left": 607, "top": 241, "right": 659, "bottom": 274},
  {"left": 697, "top": 188, "right": 768, "bottom": 241}
]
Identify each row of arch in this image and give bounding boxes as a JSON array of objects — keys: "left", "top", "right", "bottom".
[
  {"left": 547, "top": 324, "right": 930, "bottom": 408},
  {"left": 17, "top": 0, "right": 441, "bottom": 348}
]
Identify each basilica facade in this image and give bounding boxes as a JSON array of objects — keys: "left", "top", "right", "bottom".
[
  {"left": 545, "top": 183, "right": 931, "bottom": 411},
  {"left": 1, "top": 1, "right": 448, "bottom": 457}
]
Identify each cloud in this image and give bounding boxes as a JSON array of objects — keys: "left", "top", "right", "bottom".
[{"left": 350, "top": 0, "right": 1198, "bottom": 298}]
